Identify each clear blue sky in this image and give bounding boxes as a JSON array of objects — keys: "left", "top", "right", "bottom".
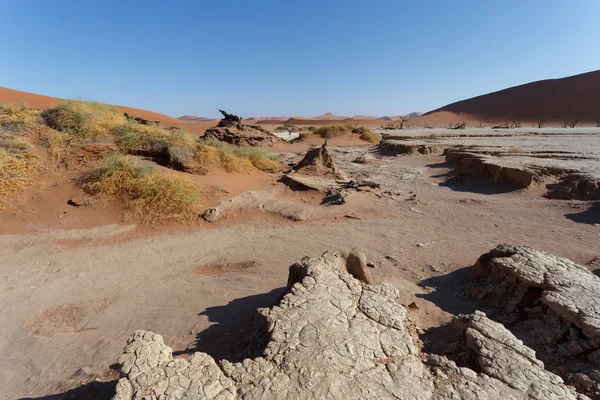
[{"left": 1, "top": 1, "right": 599, "bottom": 119}]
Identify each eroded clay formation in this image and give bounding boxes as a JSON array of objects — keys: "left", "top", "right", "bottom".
[{"left": 112, "top": 247, "right": 595, "bottom": 399}]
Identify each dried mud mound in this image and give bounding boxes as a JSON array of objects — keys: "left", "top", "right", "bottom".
[
  {"left": 470, "top": 244, "right": 600, "bottom": 398},
  {"left": 378, "top": 139, "right": 444, "bottom": 155},
  {"left": 445, "top": 149, "right": 600, "bottom": 199},
  {"left": 293, "top": 141, "right": 338, "bottom": 175},
  {"left": 112, "top": 251, "right": 587, "bottom": 399}
]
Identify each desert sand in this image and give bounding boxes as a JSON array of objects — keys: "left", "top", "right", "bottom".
[{"left": 1, "top": 75, "right": 599, "bottom": 399}]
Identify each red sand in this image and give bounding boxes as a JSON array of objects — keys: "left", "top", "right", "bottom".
[{"left": 415, "top": 69, "right": 600, "bottom": 127}]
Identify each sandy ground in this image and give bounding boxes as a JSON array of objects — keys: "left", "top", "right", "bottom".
[{"left": 1, "top": 144, "right": 599, "bottom": 399}]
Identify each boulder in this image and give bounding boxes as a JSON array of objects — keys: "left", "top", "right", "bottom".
[
  {"left": 469, "top": 244, "right": 600, "bottom": 398},
  {"left": 203, "top": 125, "right": 282, "bottom": 147}
]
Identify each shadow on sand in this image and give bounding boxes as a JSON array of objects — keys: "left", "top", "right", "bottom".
[
  {"left": 19, "top": 380, "right": 117, "bottom": 400},
  {"left": 565, "top": 202, "right": 600, "bottom": 224},
  {"left": 23, "top": 288, "right": 286, "bottom": 399},
  {"left": 415, "top": 267, "right": 478, "bottom": 316},
  {"left": 173, "top": 287, "right": 286, "bottom": 362}
]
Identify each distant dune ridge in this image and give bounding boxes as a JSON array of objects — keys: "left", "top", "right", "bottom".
[
  {"left": 418, "top": 69, "right": 600, "bottom": 125},
  {"left": 3, "top": 69, "right": 598, "bottom": 128}
]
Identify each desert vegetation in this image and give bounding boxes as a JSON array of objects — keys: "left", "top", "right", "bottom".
[
  {"left": 351, "top": 126, "right": 381, "bottom": 144},
  {"left": 81, "top": 154, "right": 203, "bottom": 223},
  {"left": 0, "top": 101, "right": 42, "bottom": 133},
  {"left": 275, "top": 124, "right": 298, "bottom": 135},
  {"left": 0, "top": 133, "right": 40, "bottom": 208},
  {"left": 196, "top": 138, "right": 282, "bottom": 173},
  {"left": 563, "top": 119, "right": 579, "bottom": 128},
  {"left": 448, "top": 122, "right": 467, "bottom": 130},
  {"left": 398, "top": 116, "right": 410, "bottom": 129}
]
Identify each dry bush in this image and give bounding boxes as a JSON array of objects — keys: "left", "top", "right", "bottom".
[
  {"left": 219, "top": 152, "right": 255, "bottom": 173},
  {"left": 113, "top": 122, "right": 198, "bottom": 166},
  {"left": 0, "top": 133, "right": 40, "bottom": 208},
  {"left": 313, "top": 125, "right": 349, "bottom": 138},
  {"left": 196, "top": 138, "right": 282, "bottom": 173},
  {"left": 41, "top": 100, "right": 123, "bottom": 139},
  {"left": 298, "top": 132, "right": 313, "bottom": 141},
  {"left": 507, "top": 146, "right": 525, "bottom": 154},
  {"left": 0, "top": 101, "right": 42, "bottom": 133},
  {"left": 45, "top": 130, "right": 72, "bottom": 161},
  {"left": 352, "top": 127, "right": 381, "bottom": 144},
  {"left": 81, "top": 154, "right": 202, "bottom": 223}
]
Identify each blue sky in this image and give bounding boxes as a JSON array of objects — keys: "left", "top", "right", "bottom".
[{"left": 1, "top": 1, "right": 599, "bottom": 118}]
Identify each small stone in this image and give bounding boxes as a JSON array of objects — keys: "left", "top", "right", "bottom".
[
  {"left": 417, "top": 243, "right": 425, "bottom": 248},
  {"left": 201, "top": 207, "right": 221, "bottom": 223}
]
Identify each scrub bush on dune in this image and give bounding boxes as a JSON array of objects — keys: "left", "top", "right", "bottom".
[
  {"left": 0, "top": 133, "right": 40, "bottom": 208},
  {"left": 81, "top": 154, "right": 203, "bottom": 223},
  {"left": 113, "top": 122, "right": 197, "bottom": 166},
  {"left": 41, "top": 100, "right": 123, "bottom": 139},
  {"left": 0, "top": 101, "right": 42, "bottom": 133},
  {"left": 196, "top": 138, "right": 283, "bottom": 173}
]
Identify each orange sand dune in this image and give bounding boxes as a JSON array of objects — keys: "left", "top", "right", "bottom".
[
  {"left": 0, "top": 86, "right": 192, "bottom": 128},
  {"left": 415, "top": 70, "right": 600, "bottom": 127}
]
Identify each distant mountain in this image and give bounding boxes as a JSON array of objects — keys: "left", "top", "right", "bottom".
[
  {"left": 312, "top": 113, "right": 348, "bottom": 120},
  {"left": 420, "top": 70, "right": 600, "bottom": 123}
]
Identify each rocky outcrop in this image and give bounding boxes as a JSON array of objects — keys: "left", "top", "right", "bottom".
[
  {"left": 112, "top": 249, "right": 588, "bottom": 400},
  {"left": 470, "top": 244, "right": 600, "bottom": 398},
  {"left": 203, "top": 120, "right": 282, "bottom": 147},
  {"left": 445, "top": 149, "right": 536, "bottom": 188},
  {"left": 546, "top": 174, "right": 600, "bottom": 200}
]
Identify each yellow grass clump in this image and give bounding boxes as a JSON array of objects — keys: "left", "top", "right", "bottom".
[
  {"left": 0, "top": 101, "right": 42, "bottom": 133},
  {"left": 0, "top": 134, "right": 40, "bottom": 208},
  {"left": 196, "top": 139, "right": 283, "bottom": 173},
  {"left": 81, "top": 155, "right": 203, "bottom": 223},
  {"left": 508, "top": 146, "right": 525, "bottom": 154},
  {"left": 352, "top": 127, "right": 381, "bottom": 144},
  {"left": 45, "top": 130, "right": 72, "bottom": 161},
  {"left": 41, "top": 100, "right": 123, "bottom": 139},
  {"left": 313, "top": 124, "right": 351, "bottom": 139}
]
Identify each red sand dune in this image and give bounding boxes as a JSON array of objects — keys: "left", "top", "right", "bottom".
[
  {"left": 0, "top": 86, "right": 189, "bottom": 128},
  {"left": 416, "top": 70, "right": 600, "bottom": 126}
]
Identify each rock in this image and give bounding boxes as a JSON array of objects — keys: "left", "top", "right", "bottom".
[
  {"left": 112, "top": 250, "right": 589, "bottom": 400},
  {"left": 353, "top": 154, "right": 376, "bottom": 164},
  {"left": 201, "top": 207, "right": 221, "bottom": 223},
  {"left": 279, "top": 175, "right": 341, "bottom": 193},
  {"left": 470, "top": 244, "right": 600, "bottom": 398},
  {"left": 345, "top": 249, "right": 373, "bottom": 284},
  {"left": 294, "top": 142, "right": 338, "bottom": 176},
  {"left": 204, "top": 124, "right": 281, "bottom": 147},
  {"left": 545, "top": 174, "right": 600, "bottom": 201}
]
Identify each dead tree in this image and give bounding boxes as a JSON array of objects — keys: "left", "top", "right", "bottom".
[
  {"left": 596, "top": 119, "right": 600, "bottom": 127},
  {"left": 563, "top": 120, "right": 579, "bottom": 128},
  {"left": 537, "top": 120, "right": 546, "bottom": 128},
  {"left": 398, "top": 116, "right": 409, "bottom": 129},
  {"left": 217, "top": 110, "right": 242, "bottom": 127}
]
